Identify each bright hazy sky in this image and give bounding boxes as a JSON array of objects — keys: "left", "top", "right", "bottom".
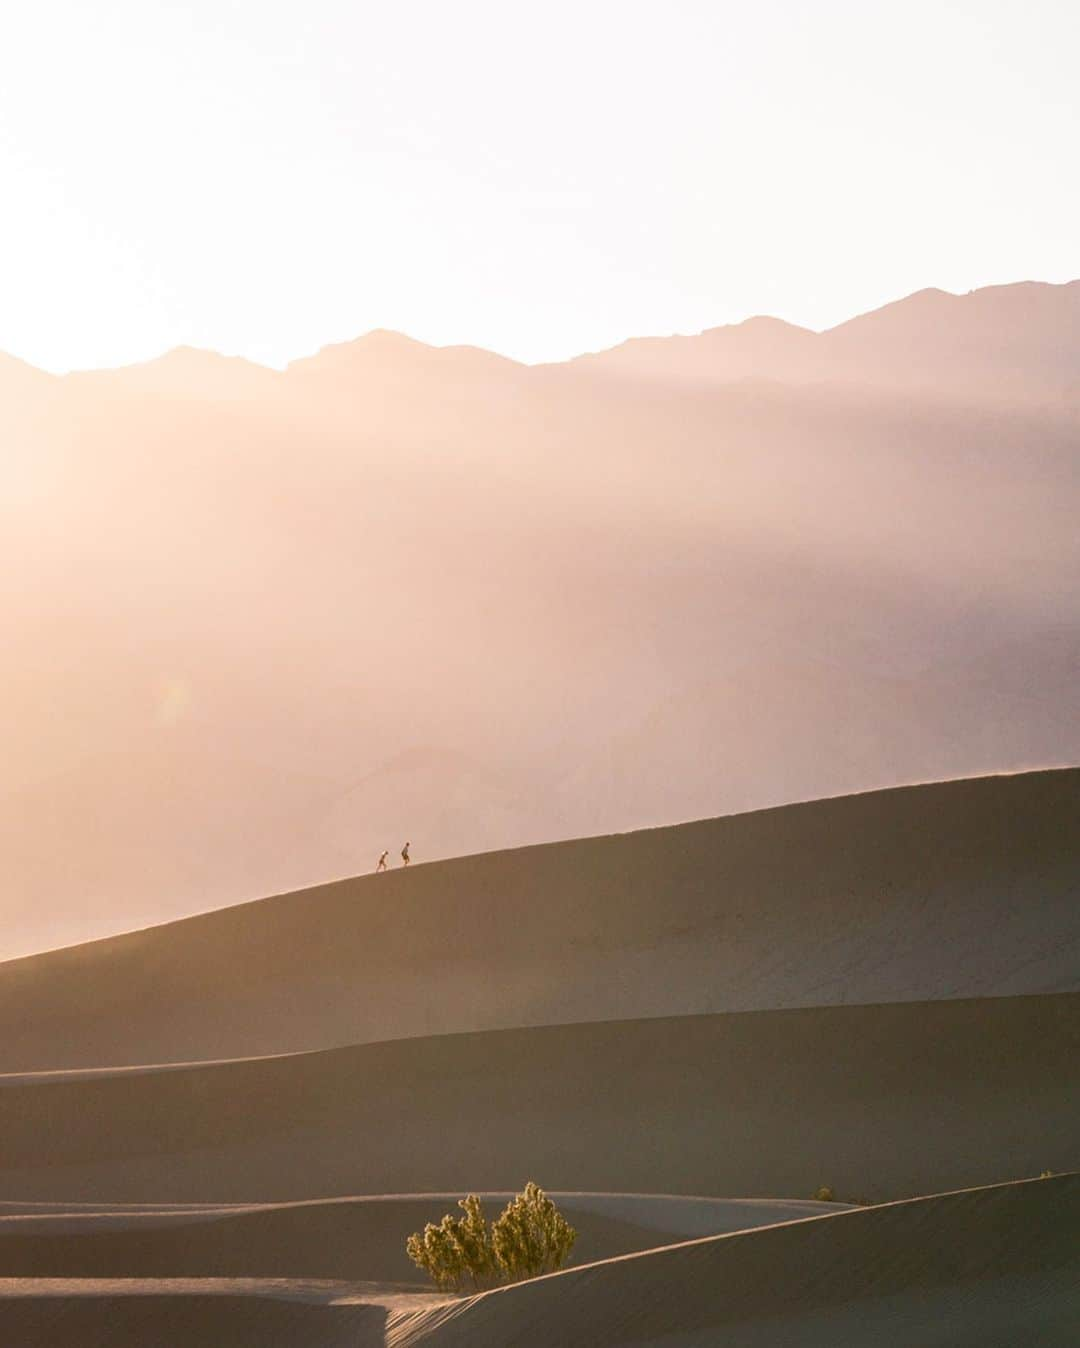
[{"left": 1, "top": 0, "right": 1078, "bottom": 371}]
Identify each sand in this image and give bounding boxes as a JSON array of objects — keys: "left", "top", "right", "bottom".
[
  {"left": 0, "top": 1193, "right": 840, "bottom": 1279},
  {"left": 387, "top": 1173, "right": 1080, "bottom": 1347},
  {"left": 0, "top": 1279, "right": 407, "bottom": 1348},
  {"left": 0, "top": 1177, "right": 1072, "bottom": 1346},
  {"left": 1, "top": 769, "right": 1076, "bottom": 1342},
  {"left": 0, "top": 767, "right": 1076, "bottom": 1071},
  {"left": 0, "top": 993, "right": 1075, "bottom": 1204}
]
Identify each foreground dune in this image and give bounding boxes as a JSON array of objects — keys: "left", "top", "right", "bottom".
[
  {"left": 0, "top": 1193, "right": 838, "bottom": 1280},
  {"left": 0, "top": 1176, "right": 1072, "bottom": 1347},
  {"left": 3, "top": 769, "right": 1076, "bottom": 1341},
  {"left": 0, "top": 1279, "right": 409, "bottom": 1348},
  {"left": 388, "top": 1173, "right": 1080, "bottom": 1347},
  {"left": 1, "top": 767, "right": 1076, "bottom": 1070},
  {"left": 1, "top": 995, "right": 1075, "bottom": 1203}
]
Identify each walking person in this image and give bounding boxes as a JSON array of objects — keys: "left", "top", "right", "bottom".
[
  {"left": 401, "top": 841, "right": 411, "bottom": 867},
  {"left": 376, "top": 850, "right": 389, "bottom": 873}
]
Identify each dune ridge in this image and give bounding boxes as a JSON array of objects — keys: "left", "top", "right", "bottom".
[
  {"left": 2, "top": 769, "right": 1076, "bottom": 1341},
  {"left": 388, "top": 1173, "right": 1080, "bottom": 1347},
  {"left": 0, "top": 992, "right": 1075, "bottom": 1204},
  {"left": 0, "top": 1193, "right": 839, "bottom": 1281},
  {"left": 1, "top": 767, "right": 1076, "bottom": 1071},
  {"left": 0, "top": 1178, "right": 1073, "bottom": 1345}
]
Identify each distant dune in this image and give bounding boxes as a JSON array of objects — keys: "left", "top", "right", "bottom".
[{"left": 1, "top": 768, "right": 1075, "bottom": 1070}]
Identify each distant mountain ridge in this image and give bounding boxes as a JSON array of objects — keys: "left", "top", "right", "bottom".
[
  {"left": 3, "top": 279, "right": 1078, "bottom": 403},
  {"left": 570, "top": 280, "right": 1080, "bottom": 402}
]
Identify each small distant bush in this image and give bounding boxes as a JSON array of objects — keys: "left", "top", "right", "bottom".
[
  {"left": 1039, "top": 1169, "right": 1055, "bottom": 1179},
  {"left": 812, "top": 1185, "right": 835, "bottom": 1202},
  {"left": 406, "top": 1182, "right": 577, "bottom": 1294}
]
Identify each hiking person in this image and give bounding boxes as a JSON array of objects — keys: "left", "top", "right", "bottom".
[
  {"left": 376, "top": 850, "right": 388, "bottom": 873},
  {"left": 401, "top": 841, "right": 411, "bottom": 867}
]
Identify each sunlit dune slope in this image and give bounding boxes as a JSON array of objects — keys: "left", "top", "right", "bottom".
[
  {"left": 0, "top": 768, "right": 1075, "bottom": 1072},
  {"left": 388, "top": 1173, "right": 1080, "bottom": 1347},
  {"left": 0, "top": 994, "right": 1075, "bottom": 1203},
  {"left": 0, "top": 1194, "right": 836, "bottom": 1280}
]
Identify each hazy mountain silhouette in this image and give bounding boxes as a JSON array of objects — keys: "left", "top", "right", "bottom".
[
  {"left": 288, "top": 328, "right": 522, "bottom": 382},
  {"left": 1, "top": 281, "right": 1077, "bottom": 955},
  {"left": 575, "top": 279, "right": 1080, "bottom": 404},
  {"left": 66, "top": 347, "right": 286, "bottom": 401}
]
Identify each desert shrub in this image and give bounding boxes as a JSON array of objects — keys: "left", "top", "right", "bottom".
[
  {"left": 812, "top": 1185, "right": 835, "bottom": 1202},
  {"left": 406, "top": 1182, "right": 577, "bottom": 1293},
  {"left": 492, "top": 1181, "right": 578, "bottom": 1282},
  {"left": 405, "top": 1194, "right": 498, "bottom": 1292}
]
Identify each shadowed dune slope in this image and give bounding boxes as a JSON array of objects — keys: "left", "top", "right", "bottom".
[
  {"left": 389, "top": 1174, "right": 1080, "bottom": 1348},
  {"left": 1, "top": 768, "right": 1076, "bottom": 1070},
  {"left": 0, "top": 1284, "right": 393, "bottom": 1348},
  {"left": 0, "top": 995, "right": 1076, "bottom": 1204},
  {"left": 0, "top": 1194, "right": 838, "bottom": 1281}
]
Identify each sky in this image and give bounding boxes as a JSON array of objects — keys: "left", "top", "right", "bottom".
[{"left": 1, "top": 0, "right": 1078, "bottom": 371}]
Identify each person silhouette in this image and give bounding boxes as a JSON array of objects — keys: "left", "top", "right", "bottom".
[
  {"left": 401, "top": 841, "right": 411, "bottom": 867},
  {"left": 376, "top": 850, "right": 388, "bottom": 873}
]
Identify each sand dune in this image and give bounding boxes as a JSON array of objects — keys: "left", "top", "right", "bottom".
[
  {"left": 0, "top": 1193, "right": 838, "bottom": 1280},
  {"left": 388, "top": 1173, "right": 1080, "bottom": 1347},
  {"left": 0, "top": 1177, "right": 1071, "bottom": 1346},
  {"left": 1, "top": 767, "right": 1076, "bottom": 1071},
  {"left": 0, "top": 1279, "right": 403, "bottom": 1348},
  {"left": 0, "top": 993, "right": 1075, "bottom": 1204},
  {"left": 1, "top": 768, "right": 1075, "bottom": 1339}
]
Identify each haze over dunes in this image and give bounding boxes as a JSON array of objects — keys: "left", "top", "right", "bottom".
[{"left": 2, "top": 281, "right": 1079, "bottom": 955}]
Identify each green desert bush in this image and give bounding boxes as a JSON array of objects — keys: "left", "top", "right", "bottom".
[
  {"left": 492, "top": 1181, "right": 578, "bottom": 1282},
  {"left": 406, "top": 1182, "right": 577, "bottom": 1293},
  {"left": 405, "top": 1194, "right": 497, "bottom": 1292}
]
